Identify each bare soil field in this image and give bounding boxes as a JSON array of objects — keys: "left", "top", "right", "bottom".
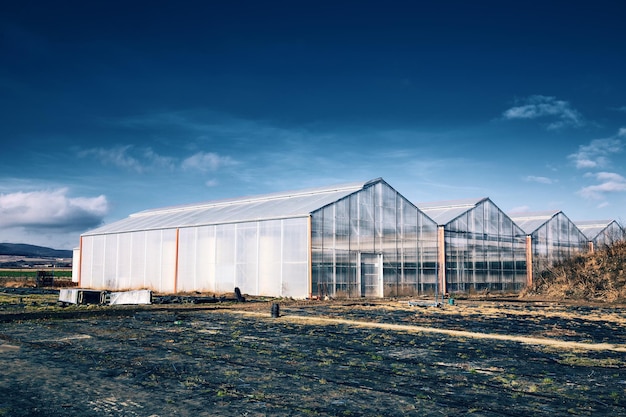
[{"left": 1, "top": 290, "right": 626, "bottom": 416}]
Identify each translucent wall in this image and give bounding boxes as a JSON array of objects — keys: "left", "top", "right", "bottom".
[
  {"left": 531, "top": 213, "right": 588, "bottom": 276},
  {"left": 72, "top": 248, "right": 80, "bottom": 283},
  {"left": 444, "top": 200, "right": 527, "bottom": 292},
  {"left": 592, "top": 222, "right": 625, "bottom": 248},
  {"left": 81, "top": 218, "right": 310, "bottom": 298},
  {"left": 80, "top": 230, "right": 177, "bottom": 293},
  {"left": 311, "top": 181, "right": 438, "bottom": 298}
]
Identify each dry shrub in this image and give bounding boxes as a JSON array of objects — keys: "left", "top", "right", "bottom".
[
  {"left": 0, "top": 276, "right": 77, "bottom": 288},
  {"left": 526, "top": 240, "right": 626, "bottom": 302},
  {"left": 0, "top": 277, "right": 36, "bottom": 288}
]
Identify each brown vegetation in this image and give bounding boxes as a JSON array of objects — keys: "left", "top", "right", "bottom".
[{"left": 523, "top": 240, "right": 626, "bottom": 302}]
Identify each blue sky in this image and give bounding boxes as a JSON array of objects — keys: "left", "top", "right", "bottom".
[{"left": 1, "top": 1, "right": 625, "bottom": 249}]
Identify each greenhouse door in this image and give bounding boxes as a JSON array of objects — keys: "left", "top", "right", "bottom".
[{"left": 360, "top": 253, "right": 383, "bottom": 297}]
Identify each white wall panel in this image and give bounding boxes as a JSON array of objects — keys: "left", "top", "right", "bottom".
[
  {"left": 117, "top": 233, "right": 132, "bottom": 290},
  {"left": 235, "top": 223, "right": 258, "bottom": 295},
  {"left": 215, "top": 224, "right": 236, "bottom": 293},
  {"left": 282, "top": 262, "right": 309, "bottom": 298},
  {"left": 104, "top": 234, "right": 119, "bottom": 289},
  {"left": 130, "top": 231, "right": 147, "bottom": 289},
  {"left": 82, "top": 217, "right": 309, "bottom": 298},
  {"left": 72, "top": 248, "right": 80, "bottom": 283},
  {"left": 80, "top": 237, "right": 93, "bottom": 287},
  {"left": 258, "top": 220, "right": 282, "bottom": 296},
  {"left": 197, "top": 225, "right": 216, "bottom": 292},
  {"left": 91, "top": 235, "right": 106, "bottom": 289},
  {"left": 160, "top": 229, "right": 177, "bottom": 293},
  {"left": 282, "top": 218, "right": 309, "bottom": 298},
  {"left": 144, "top": 230, "right": 163, "bottom": 291},
  {"left": 177, "top": 227, "right": 198, "bottom": 292}
]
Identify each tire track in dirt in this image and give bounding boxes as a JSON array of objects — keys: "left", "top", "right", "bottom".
[{"left": 234, "top": 310, "right": 626, "bottom": 352}]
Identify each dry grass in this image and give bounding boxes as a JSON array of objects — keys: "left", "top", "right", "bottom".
[{"left": 523, "top": 240, "right": 626, "bottom": 302}]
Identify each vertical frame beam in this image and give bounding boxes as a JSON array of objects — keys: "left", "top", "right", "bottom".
[
  {"left": 308, "top": 215, "right": 313, "bottom": 299},
  {"left": 437, "top": 226, "right": 446, "bottom": 295},
  {"left": 525, "top": 235, "right": 533, "bottom": 287}
]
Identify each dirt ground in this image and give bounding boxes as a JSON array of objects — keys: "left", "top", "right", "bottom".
[{"left": 1, "top": 290, "right": 626, "bottom": 416}]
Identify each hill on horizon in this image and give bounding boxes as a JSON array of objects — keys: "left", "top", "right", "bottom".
[{"left": 0, "top": 243, "right": 73, "bottom": 259}]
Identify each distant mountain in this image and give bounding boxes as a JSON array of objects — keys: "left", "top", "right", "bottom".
[{"left": 0, "top": 243, "right": 73, "bottom": 258}]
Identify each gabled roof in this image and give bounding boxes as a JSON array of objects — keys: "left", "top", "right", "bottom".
[
  {"left": 417, "top": 197, "right": 489, "bottom": 225},
  {"left": 83, "top": 178, "right": 382, "bottom": 236},
  {"left": 508, "top": 210, "right": 561, "bottom": 235},
  {"left": 574, "top": 220, "right": 622, "bottom": 240}
]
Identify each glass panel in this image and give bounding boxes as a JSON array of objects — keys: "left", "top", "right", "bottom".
[
  {"left": 443, "top": 202, "right": 530, "bottom": 292},
  {"left": 361, "top": 253, "right": 380, "bottom": 297}
]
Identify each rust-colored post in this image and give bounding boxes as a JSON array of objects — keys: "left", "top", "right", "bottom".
[
  {"left": 308, "top": 215, "right": 313, "bottom": 299},
  {"left": 525, "top": 235, "right": 533, "bottom": 287},
  {"left": 588, "top": 241, "right": 594, "bottom": 254},
  {"left": 438, "top": 226, "right": 446, "bottom": 295}
]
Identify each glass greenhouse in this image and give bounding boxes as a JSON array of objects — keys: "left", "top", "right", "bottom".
[
  {"left": 77, "top": 178, "right": 439, "bottom": 299},
  {"left": 575, "top": 220, "right": 625, "bottom": 251},
  {"left": 509, "top": 211, "right": 588, "bottom": 284},
  {"left": 418, "top": 198, "right": 527, "bottom": 293},
  {"left": 311, "top": 180, "right": 438, "bottom": 297}
]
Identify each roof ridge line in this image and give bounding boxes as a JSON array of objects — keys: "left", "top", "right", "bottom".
[{"left": 131, "top": 182, "right": 367, "bottom": 217}]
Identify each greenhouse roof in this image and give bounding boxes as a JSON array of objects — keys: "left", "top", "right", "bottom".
[
  {"left": 508, "top": 210, "right": 561, "bottom": 235},
  {"left": 417, "top": 198, "right": 488, "bottom": 225},
  {"left": 574, "top": 220, "right": 619, "bottom": 240},
  {"left": 83, "top": 178, "right": 382, "bottom": 235}
]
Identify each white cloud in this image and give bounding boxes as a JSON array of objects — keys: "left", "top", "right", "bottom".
[
  {"left": 0, "top": 188, "right": 108, "bottom": 231},
  {"left": 142, "top": 148, "right": 177, "bottom": 170},
  {"left": 568, "top": 136, "right": 623, "bottom": 169},
  {"left": 502, "top": 95, "right": 583, "bottom": 130},
  {"left": 524, "top": 175, "right": 554, "bottom": 184},
  {"left": 182, "top": 152, "right": 236, "bottom": 172},
  {"left": 577, "top": 172, "right": 626, "bottom": 200},
  {"left": 78, "top": 145, "right": 175, "bottom": 173}
]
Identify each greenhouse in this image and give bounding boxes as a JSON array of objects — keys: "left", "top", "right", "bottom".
[
  {"left": 76, "top": 178, "right": 439, "bottom": 299},
  {"left": 509, "top": 211, "right": 588, "bottom": 284},
  {"left": 574, "top": 220, "right": 624, "bottom": 252},
  {"left": 418, "top": 198, "right": 527, "bottom": 293}
]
